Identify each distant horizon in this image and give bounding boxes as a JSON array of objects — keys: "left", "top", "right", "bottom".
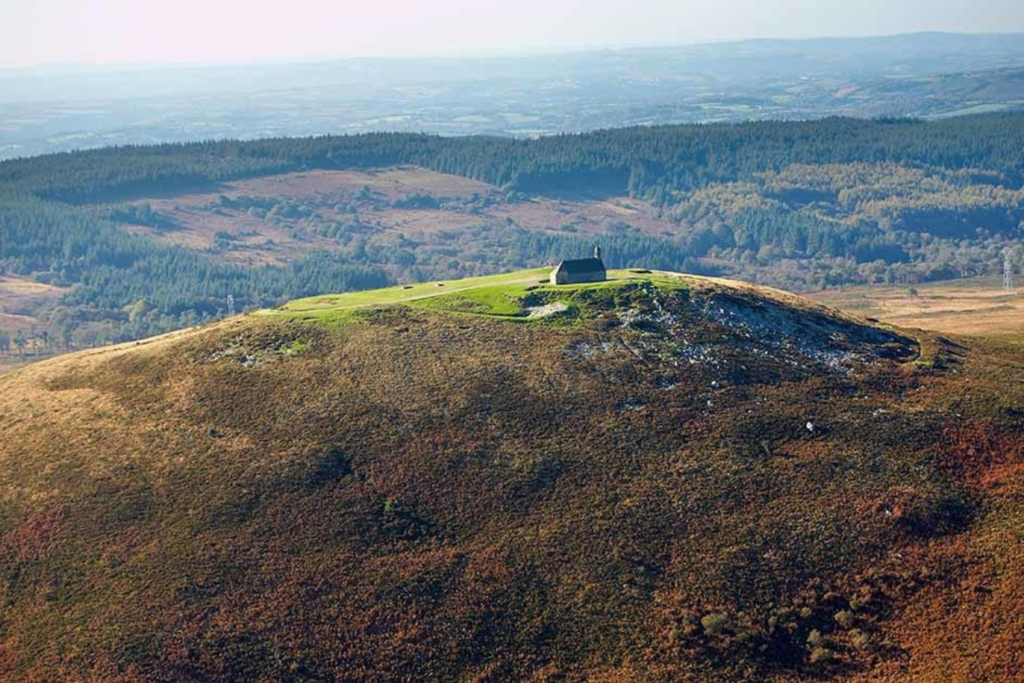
[
  {"left": 3, "top": 0, "right": 1024, "bottom": 69},
  {"left": 2, "top": 29, "right": 1024, "bottom": 72}
]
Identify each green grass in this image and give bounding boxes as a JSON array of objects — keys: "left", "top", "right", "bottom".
[
  {"left": 273, "top": 268, "right": 550, "bottom": 313},
  {"left": 410, "top": 284, "right": 530, "bottom": 317},
  {"left": 264, "top": 268, "right": 695, "bottom": 325}
]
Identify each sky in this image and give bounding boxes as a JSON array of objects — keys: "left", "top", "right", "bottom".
[{"left": 1, "top": 0, "right": 1024, "bottom": 68}]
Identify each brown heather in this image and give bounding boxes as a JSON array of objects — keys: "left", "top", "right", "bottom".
[{"left": 0, "top": 278, "right": 1022, "bottom": 682}]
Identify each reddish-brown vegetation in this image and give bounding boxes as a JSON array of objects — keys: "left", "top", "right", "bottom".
[
  {"left": 0, "top": 281, "right": 1022, "bottom": 681},
  {"left": 124, "top": 167, "right": 674, "bottom": 266}
]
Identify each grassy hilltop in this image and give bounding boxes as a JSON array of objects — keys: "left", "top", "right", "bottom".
[
  {"left": 273, "top": 268, "right": 691, "bottom": 319},
  {"left": 1, "top": 270, "right": 1023, "bottom": 681}
]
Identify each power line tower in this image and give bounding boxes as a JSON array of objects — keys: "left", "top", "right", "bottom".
[{"left": 1005, "top": 249, "right": 1016, "bottom": 295}]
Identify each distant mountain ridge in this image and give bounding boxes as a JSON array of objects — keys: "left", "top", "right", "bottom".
[
  {"left": 3, "top": 32, "right": 1024, "bottom": 159},
  {"left": 6, "top": 32, "right": 1024, "bottom": 95}
]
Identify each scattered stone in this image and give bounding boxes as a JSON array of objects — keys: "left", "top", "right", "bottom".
[{"left": 525, "top": 302, "right": 570, "bottom": 319}]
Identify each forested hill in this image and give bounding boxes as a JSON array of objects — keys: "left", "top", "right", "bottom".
[
  {"left": 4, "top": 115, "right": 1024, "bottom": 203},
  {"left": 3, "top": 114, "right": 1024, "bottom": 356}
]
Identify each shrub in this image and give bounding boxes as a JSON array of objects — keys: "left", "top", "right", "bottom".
[
  {"left": 810, "top": 646, "right": 833, "bottom": 664},
  {"left": 834, "top": 609, "right": 855, "bottom": 629},
  {"left": 852, "top": 629, "right": 873, "bottom": 651},
  {"left": 701, "top": 612, "right": 729, "bottom": 636}
]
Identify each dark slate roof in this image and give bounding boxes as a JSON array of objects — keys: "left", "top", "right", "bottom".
[{"left": 556, "top": 257, "right": 606, "bottom": 274}]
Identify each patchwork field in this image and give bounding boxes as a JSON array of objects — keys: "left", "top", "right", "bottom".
[{"left": 807, "top": 276, "right": 1024, "bottom": 338}]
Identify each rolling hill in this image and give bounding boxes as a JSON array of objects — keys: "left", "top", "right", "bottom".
[
  {"left": 4, "top": 32, "right": 1024, "bottom": 158},
  {"left": 1, "top": 269, "right": 1022, "bottom": 681}
]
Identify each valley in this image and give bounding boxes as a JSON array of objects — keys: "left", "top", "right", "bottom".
[{"left": 0, "top": 276, "right": 67, "bottom": 375}]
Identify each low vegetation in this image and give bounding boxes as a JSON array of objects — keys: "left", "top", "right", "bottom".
[{"left": 1, "top": 271, "right": 1020, "bottom": 680}]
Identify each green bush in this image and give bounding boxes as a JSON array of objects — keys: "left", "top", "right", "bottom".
[
  {"left": 701, "top": 612, "right": 729, "bottom": 636},
  {"left": 809, "top": 646, "right": 833, "bottom": 664},
  {"left": 834, "top": 609, "right": 855, "bottom": 629},
  {"left": 852, "top": 630, "right": 874, "bottom": 651}
]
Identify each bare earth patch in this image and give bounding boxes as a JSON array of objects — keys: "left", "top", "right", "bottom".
[
  {"left": 0, "top": 277, "right": 66, "bottom": 299},
  {"left": 525, "top": 302, "right": 570, "bottom": 319}
]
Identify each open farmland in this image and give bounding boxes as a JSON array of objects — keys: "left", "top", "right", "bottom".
[{"left": 808, "top": 276, "right": 1024, "bottom": 338}]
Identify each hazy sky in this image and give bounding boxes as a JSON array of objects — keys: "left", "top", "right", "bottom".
[{"left": 2, "top": 0, "right": 1024, "bottom": 68}]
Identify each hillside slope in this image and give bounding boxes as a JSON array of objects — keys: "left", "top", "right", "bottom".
[{"left": 1, "top": 271, "right": 1022, "bottom": 681}]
